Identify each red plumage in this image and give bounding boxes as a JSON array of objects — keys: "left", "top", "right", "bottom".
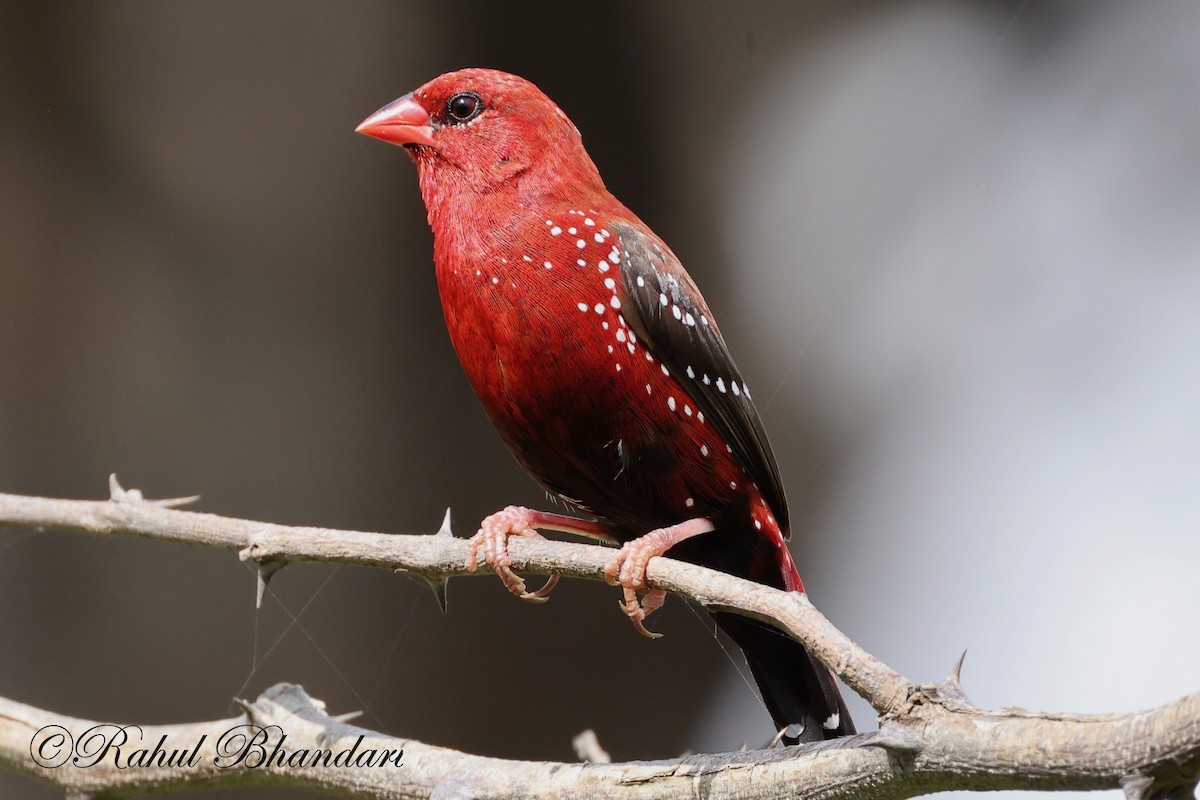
[{"left": 358, "top": 68, "right": 853, "bottom": 743}]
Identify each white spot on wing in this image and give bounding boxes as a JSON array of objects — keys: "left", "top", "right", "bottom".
[
  {"left": 577, "top": 302, "right": 588, "bottom": 312},
  {"left": 550, "top": 226, "right": 562, "bottom": 236},
  {"left": 823, "top": 713, "right": 840, "bottom": 731}
]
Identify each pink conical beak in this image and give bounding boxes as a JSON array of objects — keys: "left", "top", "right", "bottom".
[{"left": 356, "top": 93, "right": 435, "bottom": 147}]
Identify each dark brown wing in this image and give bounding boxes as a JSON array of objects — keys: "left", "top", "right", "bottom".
[{"left": 612, "top": 222, "right": 790, "bottom": 537}]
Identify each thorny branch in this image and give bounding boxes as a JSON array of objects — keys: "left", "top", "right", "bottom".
[{"left": 0, "top": 481, "right": 1197, "bottom": 800}]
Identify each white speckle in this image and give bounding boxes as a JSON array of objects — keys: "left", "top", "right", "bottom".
[
  {"left": 550, "top": 226, "right": 562, "bottom": 236},
  {"left": 618, "top": 315, "right": 626, "bottom": 327},
  {"left": 659, "top": 293, "right": 669, "bottom": 307},
  {"left": 577, "top": 302, "right": 588, "bottom": 312},
  {"left": 544, "top": 261, "right": 553, "bottom": 270},
  {"left": 607, "top": 344, "right": 614, "bottom": 353},
  {"left": 615, "top": 363, "right": 622, "bottom": 372},
  {"left": 732, "top": 381, "right": 740, "bottom": 396},
  {"left": 608, "top": 248, "right": 621, "bottom": 264},
  {"left": 685, "top": 313, "right": 696, "bottom": 326},
  {"left": 754, "top": 520, "right": 762, "bottom": 530},
  {"left": 602, "top": 321, "right": 610, "bottom": 330},
  {"left": 584, "top": 217, "right": 595, "bottom": 226},
  {"left": 475, "top": 270, "right": 482, "bottom": 276},
  {"left": 568, "top": 227, "right": 577, "bottom": 235},
  {"left": 576, "top": 239, "right": 587, "bottom": 249},
  {"left": 684, "top": 405, "right": 692, "bottom": 416},
  {"left": 628, "top": 330, "right": 636, "bottom": 343},
  {"left": 610, "top": 296, "right": 621, "bottom": 309},
  {"left": 627, "top": 342, "right": 635, "bottom": 353},
  {"left": 500, "top": 257, "right": 507, "bottom": 264},
  {"left": 616, "top": 329, "right": 627, "bottom": 342},
  {"left": 594, "top": 303, "right": 605, "bottom": 314},
  {"left": 511, "top": 282, "right": 516, "bottom": 288},
  {"left": 702, "top": 374, "right": 711, "bottom": 385},
  {"left": 697, "top": 412, "right": 705, "bottom": 423},
  {"left": 767, "top": 513, "right": 775, "bottom": 524},
  {"left": 603, "top": 278, "right": 616, "bottom": 290},
  {"left": 823, "top": 713, "right": 840, "bottom": 731},
  {"left": 523, "top": 255, "right": 533, "bottom": 262},
  {"left": 716, "top": 377, "right": 727, "bottom": 393},
  {"left": 491, "top": 277, "right": 500, "bottom": 285},
  {"left": 594, "top": 232, "right": 604, "bottom": 243},
  {"left": 685, "top": 497, "right": 695, "bottom": 508},
  {"left": 726, "top": 444, "right": 733, "bottom": 453},
  {"left": 645, "top": 384, "right": 652, "bottom": 394},
  {"left": 667, "top": 396, "right": 676, "bottom": 411},
  {"left": 577, "top": 259, "right": 587, "bottom": 267},
  {"left": 743, "top": 384, "right": 752, "bottom": 399},
  {"left": 545, "top": 219, "right": 553, "bottom": 225},
  {"left": 700, "top": 444, "right": 708, "bottom": 456},
  {"left": 645, "top": 352, "right": 653, "bottom": 362},
  {"left": 672, "top": 305, "right": 682, "bottom": 320},
  {"left": 701, "top": 315, "right": 709, "bottom": 326},
  {"left": 600, "top": 228, "right": 610, "bottom": 238},
  {"left": 636, "top": 276, "right": 645, "bottom": 287},
  {"left": 598, "top": 261, "right": 610, "bottom": 273},
  {"left": 661, "top": 364, "right": 669, "bottom": 376},
  {"left": 686, "top": 366, "right": 695, "bottom": 379},
  {"left": 729, "top": 481, "right": 738, "bottom": 490}
]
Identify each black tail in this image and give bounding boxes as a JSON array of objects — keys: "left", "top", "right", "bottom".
[{"left": 712, "top": 611, "right": 855, "bottom": 744}]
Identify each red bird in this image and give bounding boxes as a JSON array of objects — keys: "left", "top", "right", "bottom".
[{"left": 357, "top": 68, "right": 853, "bottom": 743}]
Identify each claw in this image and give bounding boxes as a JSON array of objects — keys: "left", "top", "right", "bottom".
[
  {"left": 466, "top": 506, "right": 560, "bottom": 602},
  {"left": 601, "top": 518, "right": 713, "bottom": 638},
  {"left": 520, "top": 573, "right": 559, "bottom": 603}
]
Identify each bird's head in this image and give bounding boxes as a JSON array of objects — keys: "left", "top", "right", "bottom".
[{"left": 357, "top": 68, "right": 605, "bottom": 204}]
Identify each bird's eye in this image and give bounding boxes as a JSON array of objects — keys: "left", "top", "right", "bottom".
[{"left": 446, "top": 92, "right": 483, "bottom": 124}]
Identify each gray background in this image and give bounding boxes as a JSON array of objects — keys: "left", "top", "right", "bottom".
[{"left": 2, "top": 2, "right": 1198, "bottom": 798}]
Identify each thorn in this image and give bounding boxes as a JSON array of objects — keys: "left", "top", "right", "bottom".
[
  {"left": 1121, "top": 775, "right": 1154, "bottom": 800},
  {"left": 940, "top": 649, "right": 971, "bottom": 701},
  {"left": 436, "top": 507, "right": 454, "bottom": 537},
  {"left": 150, "top": 494, "right": 201, "bottom": 509},
  {"left": 572, "top": 729, "right": 611, "bottom": 763},
  {"left": 949, "top": 649, "right": 968, "bottom": 683},
  {"left": 425, "top": 575, "right": 448, "bottom": 612},
  {"left": 108, "top": 473, "right": 199, "bottom": 507},
  {"left": 255, "top": 560, "right": 287, "bottom": 609},
  {"left": 868, "top": 724, "right": 922, "bottom": 755},
  {"left": 332, "top": 710, "right": 364, "bottom": 723}
]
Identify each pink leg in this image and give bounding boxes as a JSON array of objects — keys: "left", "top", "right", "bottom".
[
  {"left": 466, "top": 506, "right": 617, "bottom": 603},
  {"left": 603, "top": 518, "right": 715, "bottom": 638}
]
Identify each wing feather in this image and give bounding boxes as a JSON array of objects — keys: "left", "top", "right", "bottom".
[{"left": 612, "top": 222, "right": 790, "bottom": 536}]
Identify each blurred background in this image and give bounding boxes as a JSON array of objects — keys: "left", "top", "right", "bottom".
[{"left": 2, "top": 1, "right": 1198, "bottom": 798}]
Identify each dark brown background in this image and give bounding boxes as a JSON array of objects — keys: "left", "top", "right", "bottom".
[{"left": 3, "top": 3, "right": 1198, "bottom": 799}]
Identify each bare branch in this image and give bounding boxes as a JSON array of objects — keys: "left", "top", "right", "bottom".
[{"left": 1, "top": 487, "right": 1198, "bottom": 800}]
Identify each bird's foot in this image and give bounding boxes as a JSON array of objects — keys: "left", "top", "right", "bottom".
[
  {"left": 466, "top": 506, "right": 559, "bottom": 602},
  {"left": 603, "top": 517, "right": 715, "bottom": 638}
]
